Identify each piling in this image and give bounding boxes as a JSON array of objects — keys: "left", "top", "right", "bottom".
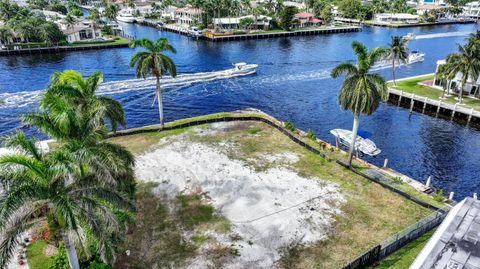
[
  {"left": 409, "top": 94, "right": 415, "bottom": 113},
  {"left": 383, "top": 158, "right": 388, "bottom": 168},
  {"left": 425, "top": 176, "right": 432, "bottom": 188},
  {"left": 449, "top": 191, "right": 455, "bottom": 201}
]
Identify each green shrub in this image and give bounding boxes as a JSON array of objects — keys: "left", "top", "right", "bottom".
[
  {"left": 306, "top": 129, "right": 316, "bottom": 141},
  {"left": 284, "top": 121, "right": 296, "bottom": 132},
  {"left": 433, "top": 189, "right": 445, "bottom": 203},
  {"left": 49, "top": 244, "right": 69, "bottom": 269},
  {"left": 85, "top": 260, "right": 112, "bottom": 269}
]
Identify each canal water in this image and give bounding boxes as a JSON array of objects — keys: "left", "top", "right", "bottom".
[{"left": 0, "top": 22, "right": 479, "bottom": 200}]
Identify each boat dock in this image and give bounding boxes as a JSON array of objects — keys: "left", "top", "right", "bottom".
[
  {"left": 0, "top": 42, "right": 130, "bottom": 56},
  {"left": 388, "top": 88, "right": 480, "bottom": 126}
]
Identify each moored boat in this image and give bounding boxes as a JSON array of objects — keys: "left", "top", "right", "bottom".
[
  {"left": 116, "top": 10, "right": 136, "bottom": 23},
  {"left": 330, "top": 129, "right": 381, "bottom": 157}
]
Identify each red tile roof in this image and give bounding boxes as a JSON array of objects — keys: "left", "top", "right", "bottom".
[{"left": 294, "top": 12, "right": 314, "bottom": 18}]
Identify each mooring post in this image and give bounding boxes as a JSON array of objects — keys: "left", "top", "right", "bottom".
[
  {"left": 335, "top": 137, "right": 339, "bottom": 148},
  {"left": 473, "top": 193, "right": 478, "bottom": 200},
  {"left": 383, "top": 158, "right": 388, "bottom": 168},
  {"left": 451, "top": 103, "right": 457, "bottom": 119},
  {"left": 436, "top": 100, "right": 442, "bottom": 117},
  {"left": 449, "top": 191, "right": 454, "bottom": 201},
  {"left": 409, "top": 95, "right": 415, "bottom": 113},
  {"left": 425, "top": 176, "right": 432, "bottom": 188},
  {"left": 398, "top": 91, "right": 403, "bottom": 106},
  {"left": 467, "top": 108, "right": 474, "bottom": 125}
]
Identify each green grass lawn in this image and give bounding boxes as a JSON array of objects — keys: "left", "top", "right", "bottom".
[
  {"left": 27, "top": 240, "right": 53, "bottom": 269},
  {"left": 370, "top": 230, "right": 434, "bottom": 269},
  {"left": 389, "top": 75, "right": 480, "bottom": 111}
]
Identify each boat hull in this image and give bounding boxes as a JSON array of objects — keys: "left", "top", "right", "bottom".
[{"left": 330, "top": 129, "right": 381, "bottom": 157}]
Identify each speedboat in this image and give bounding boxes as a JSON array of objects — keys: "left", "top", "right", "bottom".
[
  {"left": 330, "top": 129, "right": 381, "bottom": 157},
  {"left": 373, "top": 51, "right": 425, "bottom": 68},
  {"left": 404, "top": 32, "right": 415, "bottom": 40},
  {"left": 188, "top": 27, "right": 203, "bottom": 37},
  {"left": 116, "top": 10, "right": 136, "bottom": 23},
  {"left": 407, "top": 50, "right": 425, "bottom": 64},
  {"left": 227, "top": 63, "right": 258, "bottom": 75}
]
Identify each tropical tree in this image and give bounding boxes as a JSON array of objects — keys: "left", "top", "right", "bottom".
[
  {"left": 129, "top": 38, "right": 177, "bottom": 128},
  {"left": 65, "top": 14, "right": 77, "bottom": 30},
  {"left": 383, "top": 36, "right": 409, "bottom": 85},
  {"left": 331, "top": 41, "right": 388, "bottom": 166},
  {"left": 0, "top": 132, "right": 134, "bottom": 269},
  {"left": 39, "top": 21, "right": 64, "bottom": 46},
  {"left": 88, "top": 9, "right": 101, "bottom": 39},
  {"left": 104, "top": 4, "right": 120, "bottom": 22},
  {"left": 0, "top": 26, "right": 13, "bottom": 45},
  {"left": 436, "top": 63, "right": 455, "bottom": 99},
  {"left": 443, "top": 44, "right": 480, "bottom": 104}
]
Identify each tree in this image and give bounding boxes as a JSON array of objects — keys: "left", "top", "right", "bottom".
[
  {"left": 331, "top": 41, "right": 388, "bottom": 166},
  {"left": 239, "top": 17, "right": 254, "bottom": 30},
  {"left": 436, "top": 63, "right": 455, "bottom": 99},
  {"left": 0, "top": 26, "right": 13, "bottom": 45},
  {"left": 443, "top": 44, "right": 480, "bottom": 104},
  {"left": 0, "top": 132, "right": 134, "bottom": 269},
  {"left": 65, "top": 14, "right": 77, "bottom": 30},
  {"left": 104, "top": 4, "right": 120, "bottom": 22},
  {"left": 129, "top": 38, "right": 177, "bottom": 128},
  {"left": 279, "top": 6, "right": 298, "bottom": 31},
  {"left": 40, "top": 21, "right": 65, "bottom": 45},
  {"left": 321, "top": 5, "right": 333, "bottom": 24},
  {"left": 383, "top": 36, "right": 409, "bottom": 85},
  {"left": 88, "top": 9, "right": 101, "bottom": 39},
  {"left": 338, "top": 0, "right": 361, "bottom": 19}
]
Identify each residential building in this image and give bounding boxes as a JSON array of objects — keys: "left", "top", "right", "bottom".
[
  {"left": 434, "top": 59, "right": 480, "bottom": 97},
  {"left": 213, "top": 15, "right": 272, "bottom": 30},
  {"left": 161, "top": 5, "right": 177, "bottom": 20},
  {"left": 415, "top": 4, "right": 443, "bottom": 15},
  {"left": 463, "top": 1, "right": 480, "bottom": 19},
  {"left": 293, "top": 12, "right": 322, "bottom": 28},
  {"left": 59, "top": 19, "right": 101, "bottom": 43},
  {"left": 374, "top": 13, "right": 419, "bottom": 24},
  {"left": 174, "top": 5, "right": 202, "bottom": 26},
  {"left": 410, "top": 197, "right": 480, "bottom": 269}
]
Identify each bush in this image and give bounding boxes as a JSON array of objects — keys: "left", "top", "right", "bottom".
[
  {"left": 433, "top": 189, "right": 445, "bottom": 202},
  {"left": 85, "top": 260, "right": 112, "bottom": 269},
  {"left": 284, "top": 121, "right": 296, "bottom": 132},
  {"left": 49, "top": 244, "right": 69, "bottom": 269},
  {"left": 306, "top": 129, "right": 316, "bottom": 141}
]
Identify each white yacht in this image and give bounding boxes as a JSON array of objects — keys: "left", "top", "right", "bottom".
[
  {"left": 330, "top": 129, "right": 381, "bottom": 157},
  {"left": 116, "top": 9, "right": 136, "bottom": 23},
  {"left": 228, "top": 63, "right": 258, "bottom": 75}
]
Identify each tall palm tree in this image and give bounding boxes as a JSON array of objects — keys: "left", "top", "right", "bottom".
[
  {"left": 436, "top": 63, "right": 455, "bottom": 99},
  {"left": 0, "top": 26, "right": 13, "bottom": 45},
  {"left": 88, "top": 9, "right": 101, "bottom": 39},
  {"left": 65, "top": 14, "right": 77, "bottom": 30},
  {"left": 0, "top": 132, "right": 134, "bottom": 269},
  {"left": 331, "top": 41, "right": 388, "bottom": 167},
  {"left": 129, "top": 38, "right": 177, "bottom": 128},
  {"left": 443, "top": 44, "right": 480, "bottom": 104},
  {"left": 383, "top": 36, "right": 409, "bottom": 85},
  {"left": 22, "top": 71, "right": 133, "bottom": 184}
]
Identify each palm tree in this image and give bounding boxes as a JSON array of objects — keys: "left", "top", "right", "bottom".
[
  {"left": 331, "top": 41, "right": 388, "bottom": 167},
  {"left": 88, "top": 9, "right": 101, "bottom": 39},
  {"left": 129, "top": 38, "right": 177, "bottom": 128},
  {"left": 22, "top": 71, "right": 133, "bottom": 184},
  {"left": 443, "top": 44, "right": 480, "bottom": 104},
  {"left": 436, "top": 63, "right": 455, "bottom": 99},
  {"left": 0, "top": 26, "right": 13, "bottom": 45},
  {"left": 104, "top": 4, "right": 120, "bottom": 23},
  {"left": 0, "top": 132, "right": 134, "bottom": 269},
  {"left": 65, "top": 14, "right": 77, "bottom": 30},
  {"left": 383, "top": 36, "right": 409, "bottom": 85}
]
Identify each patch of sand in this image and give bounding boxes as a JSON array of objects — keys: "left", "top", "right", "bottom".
[{"left": 135, "top": 127, "right": 344, "bottom": 268}]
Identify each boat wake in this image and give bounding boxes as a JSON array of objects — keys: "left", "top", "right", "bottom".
[
  {"left": 414, "top": 31, "right": 470, "bottom": 40},
  {"left": 0, "top": 68, "right": 256, "bottom": 109}
]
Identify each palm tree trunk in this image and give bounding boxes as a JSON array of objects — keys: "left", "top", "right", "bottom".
[
  {"left": 156, "top": 76, "right": 164, "bottom": 129},
  {"left": 459, "top": 78, "right": 465, "bottom": 104},
  {"left": 62, "top": 233, "right": 80, "bottom": 269},
  {"left": 392, "top": 58, "right": 396, "bottom": 85},
  {"left": 348, "top": 114, "right": 360, "bottom": 167}
]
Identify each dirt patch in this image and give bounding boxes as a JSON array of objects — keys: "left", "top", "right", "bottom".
[
  {"left": 43, "top": 245, "right": 57, "bottom": 257},
  {"left": 135, "top": 136, "right": 344, "bottom": 268}
]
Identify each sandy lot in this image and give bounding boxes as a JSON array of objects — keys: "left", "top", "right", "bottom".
[{"left": 134, "top": 123, "right": 345, "bottom": 268}]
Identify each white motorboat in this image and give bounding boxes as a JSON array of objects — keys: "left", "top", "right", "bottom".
[
  {"left": 373, "top": 50, "right": 425, "bottom": 68},
  {"left": 188, "top": 26, "right": 203, "bottom": 37},
  {"left": 404, "top": 32, "right": 415, "bottom": 40},
  {"left": 330, "top": 129, "right": 381, "bottom": 157},
  {"left": 227, "top": 62, "right": 258, "bottom": 75},
  {"left": 116, "top": 10, "right": 136, "bottom": 23}
]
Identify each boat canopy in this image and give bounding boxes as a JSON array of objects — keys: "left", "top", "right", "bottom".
[
  {"left": 234, "top": 62, "right": 247, "bottom": 67},
  {"left": 357, "top": 129, "right": 372, "bottom": 139}
]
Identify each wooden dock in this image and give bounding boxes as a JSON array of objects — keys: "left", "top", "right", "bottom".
[{"left": 388, "top": 88, "right": 480, "bottom": 126}]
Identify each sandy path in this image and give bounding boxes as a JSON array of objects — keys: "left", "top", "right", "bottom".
[{"left": 135, "top": 125, "right": 344, "bottom": 268}]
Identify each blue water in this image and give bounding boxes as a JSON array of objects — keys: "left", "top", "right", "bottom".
[{"left": 0, "top": 22, "right": 479, "bottom": 200}]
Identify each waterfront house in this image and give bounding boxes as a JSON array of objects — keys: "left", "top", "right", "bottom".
[
  {"left": 174, "top": 6, "right": 202, "bottom": 27},
  {"left": 374, "top": 13, "right": 420, "bottom": 24},
  {"left": 434, "top": 59, "right": 480, "bottom": 97},
  {"left": 415, "top": 4, "right": 443, "bottom": 15},
  {"left": 293, "top": 12, "right": 322, "bottom": 28},
  {"left": 212, "top": 15, "right": 272, "bottom": 30},
  {"left": 410, "top": 197, "right": 480, "bottom": 269},
  {"left": 463, "top": 1, "right": 480, "bottom": 19},
  {"left": 161, "top": 5, "right": 177, "bottom": 20},
  {"left": 59, "top": 20, "right": 102, "bottom": 43}
]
